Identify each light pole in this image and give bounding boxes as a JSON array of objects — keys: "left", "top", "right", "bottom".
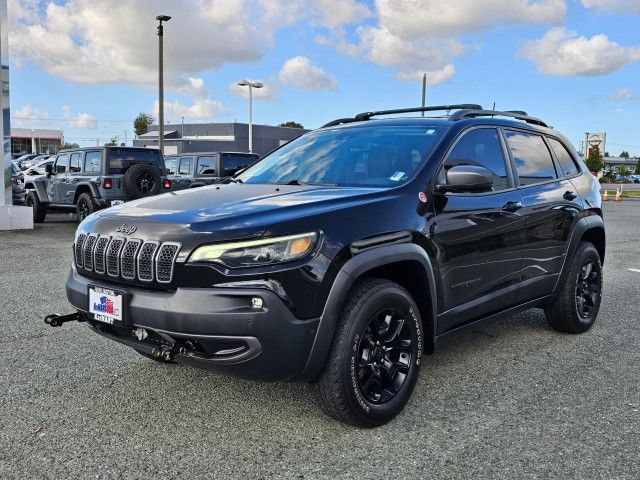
[
  {"left": 237, "top": 80, "right": 263, "bottom": 153},
  {"left": 156, "top": 15, "right": 171, "bottom": 154}
]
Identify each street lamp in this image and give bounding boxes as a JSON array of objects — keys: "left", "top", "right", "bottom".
[
  {"left": 237, "top": 79, "right": 263, "bottom": 153},
  {"left": 156, "top": 15, "right": 171, "bottom": 154}
]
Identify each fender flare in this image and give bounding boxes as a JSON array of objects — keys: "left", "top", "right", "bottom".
[
  {"left": 73, "top": 182, "right": 100, "bottom": 203},
  {"left": 189, "top": 182, "right": 205, "bottom": 188},
  {"left": 553, "top": 215, "right": 605, "bottom": 294},
  {"left": 30, "top": 179, "right": 50, "bottom": 204},
  {"left": 296, "top": 243, "right": 438, "bottom": 382}
]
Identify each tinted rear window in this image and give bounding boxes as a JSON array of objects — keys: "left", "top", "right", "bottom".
[
  {"left": 107, "top": 148, "right": 163, "bottom": 174},
  {"left": 221, "top": 153, "right": 259, "bottom": 177},
  {"left": 504, "top": 131, "right": 557, "bottom": 186},
  {"left": 197, "top": 156, "right": 216, "bottom": 175}
]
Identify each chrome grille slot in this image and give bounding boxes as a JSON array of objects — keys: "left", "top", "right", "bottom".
[
  {"left": 82, "top": 234, "right": 98, "bottom": 272},
  {"left": 93, "top": 236, "right": 111, "bottom": 274},
  {"left": 106, "top": 237, "right": 125, "bottom": 277},
  {"left": 75, "top": 234, "right": 87, "bottom": 268},
  {"left": 156, "top": 243, "right": 180, "bottom": 283},
  {"left": 137, "top": 241, "right": 159, "bottom": 282},
  {"left": 121, "top": 239, "right": 142, "bottom": 280}
]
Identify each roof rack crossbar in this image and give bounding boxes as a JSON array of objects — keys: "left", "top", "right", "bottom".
[
  {"left": 450, "top": 109, "right": 549, "bottom": 128},
  {"left": 320, "top": 118, "right": 361, "bottom": 128},
  {"left": 354, "top": 104, "right": 483, "bottom": 121}
]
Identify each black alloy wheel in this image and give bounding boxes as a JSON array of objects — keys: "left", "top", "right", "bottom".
[
  {"left": 575, "top": 259, "right": 600, "bottom": 319},
  {"left": 136, "top": 171, "right": 156, "bottom": 194},
  {"left": 356, "top": 309, "right": 413, "bottom": 404},
  {"left": 78, "top": 198, "right": 90, "bottom": 220}
]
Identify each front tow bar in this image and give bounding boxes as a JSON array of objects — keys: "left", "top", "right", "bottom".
[{"left": 44, "top": 312, "right": 85, "bottom": 327}]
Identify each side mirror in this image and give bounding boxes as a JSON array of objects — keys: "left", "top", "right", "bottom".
[
  {"left": 45, "top": 164, "right": 54, "bottom": 177},
  {"left": 437, "top": 165, "right": 494, "bottom": 193}
]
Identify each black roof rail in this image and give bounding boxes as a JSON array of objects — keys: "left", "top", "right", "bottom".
[
  {"left": 450, "top": 109, "right": 549, "bottom": 128},
  {"left": 354, "top": 104, "right": 483, "bottom": 121},
  {"left": 320, "top": 104, "right": 483, "bottom": 128}
]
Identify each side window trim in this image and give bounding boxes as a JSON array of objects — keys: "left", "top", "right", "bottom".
[
  {"left": 502, "top": 127, "right": 559, "bottom": 188},
  {"left": 437, "top": 126, "right": 515, "bottom": 195}
]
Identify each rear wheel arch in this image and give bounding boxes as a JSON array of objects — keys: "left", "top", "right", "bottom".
[
  {"left": 73, "top": 184, "right": 97, "bottom": 204},
  {"left": 580, "top": 225, "right": 605, "bottom": 264}
]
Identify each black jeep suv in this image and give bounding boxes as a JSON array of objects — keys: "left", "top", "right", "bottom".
[
  {"left": 25, "top": 146, "right": 171, "bottom": 223},
  {"left": 58, "top": 105, "right": 604, "bottom": 427}
]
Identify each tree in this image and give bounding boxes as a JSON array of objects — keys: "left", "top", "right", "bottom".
[
  {"left": 134, "top": 112, "right": 155, "bottom": 137},
  {"left": 635, "top": 159, "right": 640, "bottom": 175},
  {"left": 618, "top": 166, "right": 631, "bottom": 177},
  {"left": 620, "top": 150, "right": 630, "bottom": 158},
  {"left": 585, "top": 144, "right": 604, "bottom": 173},
  {"left": 278, "top": 121, "right": 304, "bottom": 129},
  {"left": 56, "top": 141, "right": 79, "bottom": 152},
  {"left": 104, "top": 137, "right": 118, "bottom": 146}
]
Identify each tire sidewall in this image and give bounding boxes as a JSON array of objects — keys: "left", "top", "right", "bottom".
[
  {"left": 341, "top": 287, "right": 423, "bottom": 425},
  {"left": 122, "top": 164, "right": 161, "bottom": 199},
  {"left": 571, "top": 243, "right": 603, "bottom": 329}
]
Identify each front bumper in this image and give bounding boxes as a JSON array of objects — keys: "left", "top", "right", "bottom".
[{"left": 66, "top": 268, "right": 320, "bottom": 381}]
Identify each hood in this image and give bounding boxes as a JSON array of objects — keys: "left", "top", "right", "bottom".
[{"left": 80, "top": 183, "right": 387, "bottom": 247}]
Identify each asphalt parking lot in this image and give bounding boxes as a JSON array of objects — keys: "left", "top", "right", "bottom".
[{"left": 1, "top": 204, "right": 638, "bottom": 479}]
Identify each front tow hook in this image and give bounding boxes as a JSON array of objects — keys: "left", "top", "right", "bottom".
[{"left": 44, "top": 312, "right": 85, "bottom": 327}]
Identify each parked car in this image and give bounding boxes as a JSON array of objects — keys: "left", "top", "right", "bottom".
[
  {"left": 22, "top": 158, "right": 54, "bottom": 186},
  {"left": 10, "top": 162, "right": 26, "bottom": 205},
  {"left": 165, "top": 152, "right": 260, "bottom": 190},
  {"left": 21, "top": 154, "right": 51, "bottom": 170},
  {"left": 24, "top": 146, "right": 172, "bottom": 223},
  {"left": 15, "top": 153, "right": 40, "bottom": 169},
  {"left": 52, "top": 104, "right": 605, "bottom": 427}
]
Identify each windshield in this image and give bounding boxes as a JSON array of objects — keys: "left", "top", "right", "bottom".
[{"left": 236, "top": 126, "right": 444, "bottom": 187}]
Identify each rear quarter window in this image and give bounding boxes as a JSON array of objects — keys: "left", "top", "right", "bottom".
[
  {"left": 547, "top": 137, "right": 579, "bottom": 177},
  {"left": 107, "top": 148, "right": 163, "bottom": 174}
]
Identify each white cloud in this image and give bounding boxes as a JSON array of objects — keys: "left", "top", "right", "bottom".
[
  {"left": 279, "top": 56, "right": 337, "bottom": 90},
  {"left": 8, "top": 0, "right": 272, "bottom": 87},
  {"left": 613, "top": 87, "right": 636, "bottom": 100},
  {"left": 375, "top": 0, "right": 566, "bottom": 38},
  {"left": 154, "top": 77, "right": 225, "bottom": 120},
  {"left": 62, "top": 106, "right": 97, "bottom": 129},
  {"left": 581, "top": 0, "right": 640, "bottom": 13},
  {"left": 519, "top": 28, "right": 640, "bottom": 75},
  {"left": 313, "top": 0, "right": 372, "bottom": 27},
  {"left": 228, "top": 80, "right": 276, "bottom": 100}
]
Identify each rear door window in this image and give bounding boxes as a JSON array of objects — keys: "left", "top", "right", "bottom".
[
  {"left": 84, "top": 151, "right": 101, "bottom": 173},
  {"left": 504, "top": 130, "right": 557, "bottom": 186},
  {"left": 196, "top": 156, "right": 216, "bottom": 175},
  {"left": 443, "top": 128, "right": 509, "bottom": 191},
  {"left": 107, "top": 148, "right": 163, "bottom": 174},
  {"left": 547, "top": 137, "right": 579, "bottom": 177},
  {"left": 69, "top": 152, "right": 82, "bottom": 173},
  {"left": 178, "top": 157, "right": 192, "bottom": 175}
]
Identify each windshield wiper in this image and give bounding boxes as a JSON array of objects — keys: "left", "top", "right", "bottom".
[
  {"left": 225, "top": 177, "right": 243, "bottom": 184},
  {"left": 284, "top": 179, "right": 339, "bottom": 186}
]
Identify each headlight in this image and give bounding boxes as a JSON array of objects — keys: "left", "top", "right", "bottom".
[{"left": 188, "top": 232, "right": 317, "bottom": 268}]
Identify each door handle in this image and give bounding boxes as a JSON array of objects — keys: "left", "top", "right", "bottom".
[
  {"left": 563, "top": 191, "right": 578, "bottom": 201},
  {"left": 502, "top": 201, "right": 523, "bottom": 212}
]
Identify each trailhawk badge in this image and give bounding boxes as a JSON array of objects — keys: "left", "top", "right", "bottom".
[{"left": 116, "top": 224, "right": 137, "bottom": 235}]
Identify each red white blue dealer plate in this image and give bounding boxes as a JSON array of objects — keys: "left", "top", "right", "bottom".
[{"left": 89, "top": 286, "right": 123, "bottom": 324}]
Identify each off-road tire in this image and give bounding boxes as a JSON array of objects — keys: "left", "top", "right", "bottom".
[
  {"left": 76, "top": 193, "right": 97, "bottom": 221},
  {"left": 26, "top": 191, "right": 47, "bottom": 223},
  {"left": 545, "top": 241, "right": 602, "bottom": 334},
  {"left": 122, "top": 163, "right": 161, "bottom": 200},
  {"left": 313, "top": 278, "right": 424, "bottom": 427}
]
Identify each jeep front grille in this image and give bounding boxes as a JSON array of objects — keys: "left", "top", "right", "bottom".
[{"left": 73, "top": 234, "right": 180, "bottom": 285}]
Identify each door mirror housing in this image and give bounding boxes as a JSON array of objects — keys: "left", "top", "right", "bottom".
[
  {"left": 437, "top": 165, "right": 494, "bottom": 193},
  {"left": 45, "top": 164, "right": 54, "bottom": 177}
]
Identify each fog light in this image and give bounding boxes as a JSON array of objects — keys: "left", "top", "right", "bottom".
[{"left": 250, "top": 297, "right": 263, "bottom": 309}]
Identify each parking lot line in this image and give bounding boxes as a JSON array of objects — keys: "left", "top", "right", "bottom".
[{"left": 628, "top": 268, "right": 640, "bottom": 273}]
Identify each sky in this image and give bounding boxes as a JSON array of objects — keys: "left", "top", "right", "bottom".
[{"left": 7, "top": 0, "right": 640, "bottom": 156}]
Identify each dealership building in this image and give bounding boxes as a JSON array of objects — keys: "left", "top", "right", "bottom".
[
  {"left": 133, "top": 122, "right": 308, "bottom": 157},
  {"left": 11, "top": 127, "right": 63, "bottom": 155}
]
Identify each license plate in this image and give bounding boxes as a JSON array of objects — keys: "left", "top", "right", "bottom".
[
  {"left": 89, "top": 286, "right": 123, "bottom": 324},
  {"left": 110, "top": 200, "right": 125, "bottom": 206}
]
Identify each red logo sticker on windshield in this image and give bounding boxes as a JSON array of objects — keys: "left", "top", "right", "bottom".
[{"left": 418, "top": 192, "right": 427, "bottom": 203}]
